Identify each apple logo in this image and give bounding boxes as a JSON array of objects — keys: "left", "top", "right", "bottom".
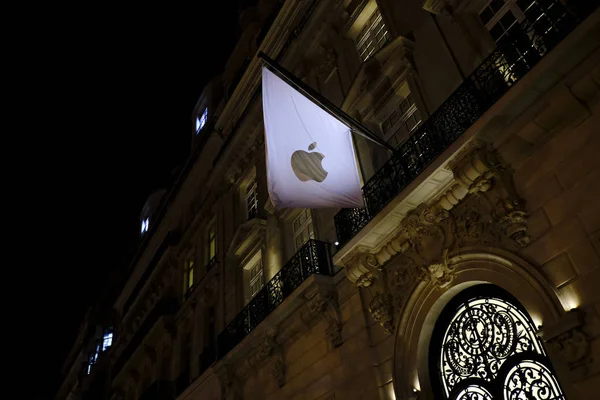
[{"left": 291, "top": 142, "right": 328, "bottom": 182}]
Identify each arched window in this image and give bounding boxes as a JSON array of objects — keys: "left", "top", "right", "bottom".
[{"left": 429, "top": 285, "right": 566, "bottom": 400}]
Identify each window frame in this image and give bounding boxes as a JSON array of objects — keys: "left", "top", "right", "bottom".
[
  {"left": 292, "top": 209, "right": 315, "bottom": 252},
  {"left": 245, "top": 178, "right": 259, "bottom": 220},
  {"left": 196, "top": 107, "right": 208, "bottom": 134},
  {"left": 207, "top": 221, "right": 217, "bottom": 264},
  {"left": 380, "top": 93, "right": 422, "bottom": 148},
  {"left": 355, "top": 7, "right": 391, "bottom": 62}
]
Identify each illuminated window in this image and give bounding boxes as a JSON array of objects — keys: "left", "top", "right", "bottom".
[
  {"left": 246, "top": 178, "right": 258, "bottom": 219},
  {"left": 356, "top": 8, "right": 391, "bottom": 62},
  {"left": 141, "top": 218, "right": 149, "bottom": 235},
  {"left": 293, "top": 209, "right": 314, "bottom": 251},
  {"left": 249, "top": 258, "right": 264, "bottom": 298},
  {"left": 208, "top": 223, "right": 216, "bottom": 262},
  {"left": 381, "top": 93, "right": 422, "bottom": 148},
  {"left": 184, "top": 258, "right": 194, "bottom": 293},
  {"left": 430, "top": 285, "right": 565, "bottom": 400},
  {"left": 102, "top": 331, "right": 113, "bottom": 351},
  {"left": 478, "top": 0, "right": 545, "bottom": 46},
  {"left": 243, "top": 251, "right": 264, "bottom": 303},
  {"left": 87, "top": 343, "right": 100, "bottom": 374},
  {"left": 196, "top": 108, "right": 208, "bottom": 134}
]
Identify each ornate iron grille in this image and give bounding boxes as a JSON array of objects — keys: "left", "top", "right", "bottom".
[
  {"left": 430, "top": 285, "right": 565, "bottom": 400},
  {"left": 217, "top": 240, "right": 332, "bottom": 358},
  {"left": 334, "top": 0, "right": 594, "bottom": 247}
]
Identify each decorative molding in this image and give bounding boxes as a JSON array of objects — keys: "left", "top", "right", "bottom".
[
  {"left": 369, "top": 292, "right": 394, "bottom": 335},
  {"left": 421, "top": 0, "right": 454, "bottom": 15},
  {"left": 215, "top": 364, "right": 242, "bottom": 400},
  {"left": 300, "top": 281, "right": 344, "bottom": 348},
  {"left": 340, "top": 144, "right": 531, "bottom": 334}
]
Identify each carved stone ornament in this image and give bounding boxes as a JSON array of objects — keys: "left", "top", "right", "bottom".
[
  {"left": 342, "top": 143, "right": 531, "bottom": 335},
  {"left": 369, "top": 292, "right": 394, "bottom": 335},
  {"left": 216, "top": 364, "right": 242, "bottom": 400},
  {"left": 301, "top": 284, "right": 343, "bottom": 348},
  {"left": 271, "top": 352, "right": 286, "bottom": 388}
]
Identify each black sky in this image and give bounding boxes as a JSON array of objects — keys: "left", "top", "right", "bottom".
[{"left": 22, "top": 3, "right": 242, "bottom": 398}]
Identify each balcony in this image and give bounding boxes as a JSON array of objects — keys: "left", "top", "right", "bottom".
[
  {"left": 217, "top": 239, "right": 333, "bottom": 358},
  {"left": 334, "top": 0, "right": 596, "bottom": 247}
]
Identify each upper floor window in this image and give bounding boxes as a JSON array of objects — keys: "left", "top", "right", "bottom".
[
  {"left": 184, "top": 257, "right": 194, "bottom": 293},
  {"left": 293, "top": 209, "right": 314, "bottom": 251},
  {"left": 243, "top": 251, "right": 264, "bottom": 303},
  {"left": 196, "top": 108, "right": 208, "bottom": 134},
  {"left": 207, "top": 223, "right": 216, "bottom": 262},
  {"left": 246, "top": 178, "right": 259, "bottom": 219},
  {"left": 140, "top": 218, "right": 149, "bottom": 235},
  {"left": 381, "top": 93, "right": 422, "bottom": 148},
  {"left": 478, "top": 0, "right": 545, "bottom": 47},
  {"left": 356, "top": 8, "right": 390, "bottom": 62},
  {"left": 102, "top": 330, "right": 113, "bottom": 351}
]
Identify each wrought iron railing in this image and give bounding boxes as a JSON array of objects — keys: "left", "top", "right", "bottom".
[
  {"left": 217, "top": 240, "right": 332, "bottom": 357},
  {"left": 334, "top": 0, "right": 595, "bottom": 247}
]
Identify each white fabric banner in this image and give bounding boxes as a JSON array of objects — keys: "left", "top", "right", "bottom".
[{"left": 262, "top": 67, "right": 364, "bottom": 209}]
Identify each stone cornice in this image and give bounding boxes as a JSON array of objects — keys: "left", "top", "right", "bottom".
[{"left": 337, "top": 143, "right": 531, "bottom": 333}]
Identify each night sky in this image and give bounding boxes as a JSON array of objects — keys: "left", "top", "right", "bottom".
[{"left": 23, "top": 3, "right": 242, "bottom": 398}]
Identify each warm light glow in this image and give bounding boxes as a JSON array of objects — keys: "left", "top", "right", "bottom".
[
  {"left": 559, "top": 286, "right": 580, "bottom": 311},
  {"left": 413, "top": 377, "right": 421, "bottom": 392},
  {"left": 385, "top": 382, "right": 396, "bottom": 400}
]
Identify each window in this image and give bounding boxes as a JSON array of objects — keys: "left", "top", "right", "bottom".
[
  {"left": 196, "top": 108, "right": 208, "bottom": 134},
  {"left": 207, "top": 223, "right": 216, "bottom": 262},
  {"left": 430, "top": 285, "right": 565, "bottom": 400},
  {"left": 184, "top": 257, "right": 194, "bottom": 293},
  {"left": 381, "top": 93, "right": 422, "bottom": 148},
  {"left": 356, "top": 8, "right": 391, "bottom": 62},
  {"left": 293, "top": 209, "right": 314, "bottom": 251},
  {"left": 87, "top": 343, "right": 100, "bottom": 374},
  {"left": 102, "top": 330, "right": 113, "bottom": 351},
  {"left": 246, "top": 178, "right": 258, "bottom": 219},
  {"left": 478, "top": 0, "right": 547, "bottom": 47},
  {"left": 141, "top": 218, "right": 149, "bottom": 235},
  {"left": 249, "top": 258, "right": 264, "bottom": 298},
  {"left": 244, "top": 252, "right": 264, "bottom": 302}
]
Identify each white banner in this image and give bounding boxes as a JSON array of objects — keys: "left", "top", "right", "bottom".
[{"left": 262, "top": 67, "right": 364, "bottom": 209}]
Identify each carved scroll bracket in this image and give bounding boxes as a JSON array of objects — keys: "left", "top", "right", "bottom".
[
  {"left": 300, "top": 282, "right": 343, "bottom": 349},
  {"left": 216, "top": 364, "right": 243, "bottom": 400},
  {"left": 540, "top": 309, "right": 591, "bottom": 374}
]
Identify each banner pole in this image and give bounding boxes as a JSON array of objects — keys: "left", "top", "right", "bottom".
[{"left": 258, "top": 52, "right": 395, "bottom": 154}]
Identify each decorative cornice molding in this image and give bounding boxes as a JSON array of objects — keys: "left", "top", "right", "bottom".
[{"left": 340, "top": 144, "right": 531, "bottom": 333}]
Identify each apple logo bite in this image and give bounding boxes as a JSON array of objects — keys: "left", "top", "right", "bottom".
[{"left": 291, "top": 142, "right": 328, "bottom": 183}]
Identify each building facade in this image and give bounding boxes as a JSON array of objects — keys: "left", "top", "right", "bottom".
[{"left": 57, "top": 1, "right": 600, "bottom": 399}]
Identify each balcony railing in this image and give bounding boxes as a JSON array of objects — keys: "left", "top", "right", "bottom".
[
  {"left": 217, "top": 239, "right": 333, "bottom": 357},
  {"left": 334, "top": 0, "right": 595, "bottom": 247}
]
